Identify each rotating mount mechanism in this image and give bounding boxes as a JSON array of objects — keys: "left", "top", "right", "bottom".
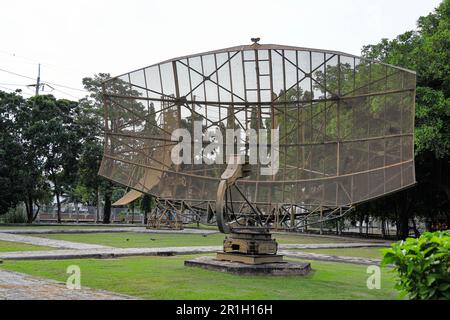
[{"left": 215, "top": 155, "right": 282, "bottom": 264}]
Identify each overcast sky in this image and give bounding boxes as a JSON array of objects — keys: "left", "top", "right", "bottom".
[{"left": 0, "top": 0, "right": 442, "bottom": 100}]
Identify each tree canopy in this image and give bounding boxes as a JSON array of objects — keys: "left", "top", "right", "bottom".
[{"left": 355, "top": 0, "right": 450, "bottom": 237}]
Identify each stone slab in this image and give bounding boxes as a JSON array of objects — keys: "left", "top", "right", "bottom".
[
  {"left": 216, "top": 252, "right": 284, "bottom": 264},
  {"left": 185, "top": 256, "right": 311, "bottom": 276}
]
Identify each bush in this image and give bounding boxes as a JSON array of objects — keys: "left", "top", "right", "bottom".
[
  {"left": 0, "top": 206, "right": 27, "bottom": 223},
  {"left": 382, "top": 230, "right": 450, "bottom": 300},
  {"left": 118, "top": 210, "right": 128, "bottom": 223}
]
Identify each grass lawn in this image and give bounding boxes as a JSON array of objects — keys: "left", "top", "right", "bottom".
[
  {"left": 0, "top": 240, "right": 53, "bottom": 252},
  {"left": 0, "top": 254, "right": 399, "bottom": 299},
  {"left": 297, "top": 247, "right": 386, "bottom": 259},
  {"left": 185, "top": 223, "right": 219, "bottom": 230},
  {"left": 34, "top": 232, "right": 360, "bottom": 248}
]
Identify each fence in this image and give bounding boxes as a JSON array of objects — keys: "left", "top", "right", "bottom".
[{"left": 36, "top": 204, "right": 145, "bottom": 224}]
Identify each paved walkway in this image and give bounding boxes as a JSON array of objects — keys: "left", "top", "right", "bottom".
[
  {"left": 0, "top": 246, "right": 222, "bottom": 260},
  {"left": 0, "top": 242, "right": 388, "bottom": 261},
  {"left": 280, "top": 250, "right": 383, "bottom": 266},
  {"left": 0, "top": 269, "right": 136, "bottom": 300},
  {"left": 0, "top": 233, "right": 111, "bottom": 250},
  {"left": 280, "top": 243, "right": 388, "bottom": 249}
]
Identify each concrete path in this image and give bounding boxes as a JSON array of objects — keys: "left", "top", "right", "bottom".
[
  {"left": 280, "top": 243, "right": 388, "bottom": 249},
  {"left": 281, "top": 250, "right": 383, "bottom": 266},
  {"left": 0, "top": 228, "right": 389, "bottom": 265},
  {"left": 0, "top": 233, "right": 111, "bottom": 250},
  {"left": 272, "top": 231, "right": 391, "bottom": 244},
  {"left": 0, "top": 269, "right": 136, "bottom": 300},
  {"left": 0, "top": 246, "right": 222, "bottom": 260},
  {"left": 0, "top": 242, "right": 388, "bottom": 261}
]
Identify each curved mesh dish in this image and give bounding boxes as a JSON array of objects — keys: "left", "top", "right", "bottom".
[{"left": 99, "top": 44, "right": 416, "bottom": 209}]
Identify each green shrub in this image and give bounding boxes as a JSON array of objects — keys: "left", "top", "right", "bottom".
[
  {"left": 118, "top": 210, "right": 127, "bottom": 223},
  {"left": 382, "top": 230, "right": 450, "bottom": 300},
  {"left": 0, "top": 206, "right": 27, "bottom": 223}
]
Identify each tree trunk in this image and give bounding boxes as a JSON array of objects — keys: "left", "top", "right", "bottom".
[
  {"left": 96, "top": 187, "right": 100, "bottom": 223},
  {"left": 399, "top": 192, "right": 412, "bottom": 239},
  {"left": 411, "top": 218, "right": 420, "bottom": 237},
  {"left": 75, "top": 201, "right": 79, "bottom": 223},
  {"left": 319, "top": 208, "right": 323, "bottom": 235},
  {"left": 359, "top": 215, "right": 364, "bottom": 236},
  {"left": 25, "top": 194, "right": 34, "bottom": 223},
  {"left": 365, "top": 216, "right": 369, "bottom": 237},
  {"left": 398, "top": 208, "right": 410, "bottom": 239},
  {"left": 144, "top": 210, "right": 148, "bottom": 225},
  {"left": 425, "top": 218, "right": 432, "bottom": 232},
  {"left": 32, "top": 203, "right": 40, "bottom": 222},
  {"left": 55, "top": 191, "right": 62, "bottom": 223},
  {"left": 381, "top": 218, "right": 386, "bottom": 239},
  {"left": 103, "top": 188, "right": 112, "bottom": 224}
]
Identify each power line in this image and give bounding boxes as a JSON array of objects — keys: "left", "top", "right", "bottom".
[
  {"left": 0, "top": 84, "right": 76, "bottom": 99},
  {"left": 0, "top": 83, "right": 30, "bottom": 86},
  {"left": 0, "top": 85, "right": 14, "bottom": 91},
  {"left": 0, "top": 85, "right": 32, "bottom": 96},
  {"left": 45, "top": 81, "right": 87, "bottom": 92},
  {"left": 0, "top": 81, "right": 82, "bottom": 99},
  {"left": 0, "top": 49, "right": 92, "bottom": 75},
  {"left": 0, "top": 66, "right": 88, "bottom": 93},
  {"left": 0, "top": 67, "right": 35, "bottom": 81},
  {"left": 53, "top": 88, "right": 80, "bottom": 99},
  {"left": 0, "top": 82, "right": 54, "bottom": 94}
]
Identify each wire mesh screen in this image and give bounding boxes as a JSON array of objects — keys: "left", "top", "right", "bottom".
[{"left": 99, "top": 44, "right": 416, "bottom": 209}]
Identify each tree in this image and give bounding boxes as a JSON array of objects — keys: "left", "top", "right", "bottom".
[
  {"left": 18, "top": 95, "right": 82, "bottom": 223},
  {"left": 0, "top": 90, "right": 53, "bottom": 222},
  {"left": 77, "top": 73, "right": 139, "bottom": 223},
  {"left": 360, "top": 0, "right": 450, "bottom": 238},
  {"left": 140, "top": 194, "right": 155, "bottom": 225},
  {"left": 0, "top": 91, "right": 27, "bottom": 215},
  {"left": 76, "top": 74, "right": 114, "bottom": 223}
]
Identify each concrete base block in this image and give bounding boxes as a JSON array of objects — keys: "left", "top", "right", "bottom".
[
  {"left": 216, "top": 252, "right": 284, "bottom": 264},
  {"left": 184, "top": 256, "right": 311, "bottom": 276}
]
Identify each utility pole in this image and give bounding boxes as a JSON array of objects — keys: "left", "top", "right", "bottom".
[
  {"left": 28, "top": 63, "right": 53, "bottom": 96},
  {"left": 35, "top": 63, "right": 41, "bottom": 96}
]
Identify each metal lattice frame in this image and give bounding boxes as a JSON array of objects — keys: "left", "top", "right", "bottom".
[{"left": 99, "top": 42, "right": 416, "bottom": 232}]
